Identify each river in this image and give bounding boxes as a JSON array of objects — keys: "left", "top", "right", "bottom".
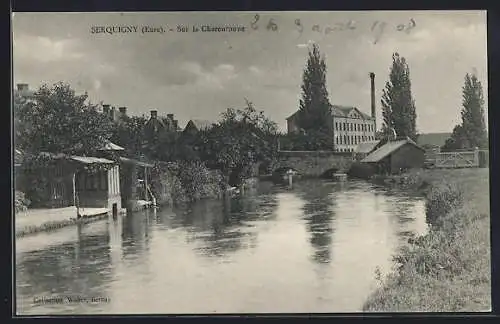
[{"left": 15, "top": 179, "right": 428, "bottom": 314}]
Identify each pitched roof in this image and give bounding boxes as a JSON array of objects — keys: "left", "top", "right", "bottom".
[
  {"left": 187, "top": 119, "right": 215, "bottom": 131},
  {"left": 286, "top": 111, "right": 299, "bottom": 120},
  {"left": 119, "top": 156, "right": 154, "bottom": 168},
  {"left": 98, "top": 140, "right": 125, "bottom": 151},
  {"left": 70, "top": 156, "right": 115, "bottom": 164},
  {"left": 331, "top": 105, "right": 373, "bottom": 119},
  {"left": 361, "top": 138, "right": 424, "bottom": 163},
  {"left": 38, "top": 152, "right": 115, "bottom": 164},
  {"left": 354, "top": 140, "right": 381, "bottom": 154},
  {"left": 416, "top": 132, "right": 451, "bottom": 148}
]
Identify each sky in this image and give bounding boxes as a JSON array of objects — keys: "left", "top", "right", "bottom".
[{"left": 12, "top": 11, "right": 488, "bottom": 133}]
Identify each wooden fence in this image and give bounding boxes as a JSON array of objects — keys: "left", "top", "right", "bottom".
[{"left": 429, "top": 148, "right": 488, "bottom": 168}]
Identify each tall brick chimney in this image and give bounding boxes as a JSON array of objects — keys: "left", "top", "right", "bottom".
[
  {"left": 102, "top": 104, "right": 110, "bottom": 115},
  {"left": 110, "top": 106, "right": 116, "bottom": 120},
  {"left": 150, "top": 110, "right": 158, "bottom": 119},
  {"left": 369, "top": 72, "right": 376, "bottom": 132},
  {"left": 119, "top": 106, "right": 127, "bottom": 118}
]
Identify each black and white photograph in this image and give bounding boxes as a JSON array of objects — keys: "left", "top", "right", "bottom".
[{"left": 12, "top": 10, "right": 490, "bottom": 314}]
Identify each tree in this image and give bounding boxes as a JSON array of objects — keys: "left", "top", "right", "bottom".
[
  {"left": 443, "top": 73, "right": 487, "bottom": 150},
  {"left": 296, "top": 44, "right": 332, "bottom": 137},
  {"left": 110, "top": 115, "right": 150, "bottom": 157},
  {"left": 380, "top": 53, "right": 418, "bottom": 141},
  {"left": 198, "top": 99, "right": 279, "bottom": 186},
  {"left": 15, "top": 82, "right": 115, "bottom": 156}
]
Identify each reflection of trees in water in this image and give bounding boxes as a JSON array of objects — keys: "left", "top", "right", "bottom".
[
  {"left": 16, "top": 224, "right": 111, "bottom": 300},
  {"left": 171, "top": 190, "right": 279, "bottom": 258},
  {"left": 381, "top": 191, "right": 419, "bottom": 222},
  {"left": 296, "top": 181, "right": 337, "bottom": 264},
  {"left": 121, "top": 210, "right": 152, "bottom": 259},
  {"left": 380, "top": 190, "right": 423, "bottom": 240}
]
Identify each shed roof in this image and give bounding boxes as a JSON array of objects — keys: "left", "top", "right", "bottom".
[
  {"left": 98, "top": 140, "right": 125, "bottom": 151},
  {"left": 38, "top": 152, "right": 115, "bottom": 164},
  {"left": 354, "top": 140, "right": 381, "bottom": 154},
  {"left": 361, "top": 138, "right": 424, "bottom": 163},
  {"left": 119, "top": 156, "right": 154, "bottom": 168},
  {"left": 70, "top": 156, "right": 115, "bottom": 164}
]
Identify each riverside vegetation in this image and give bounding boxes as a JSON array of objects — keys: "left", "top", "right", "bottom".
[{"left": 363, "top": 168, "right": 490, "bottom": 312}]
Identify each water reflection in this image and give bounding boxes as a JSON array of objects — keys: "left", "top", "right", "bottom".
[
  {"left": 172, "top": 191, "right": 279, "bottom": 259},
  {"left": 296, "top": 181, "right": 337, "bottom": 264},
  {"left": 16, "top": 222, "right": 112, "bottom": 314},
  {"left": 121, "top": 209, "right": 152, "bottom": 262},
  {"left": 16, "top": 179, "right": 428, "bottom": 314}
]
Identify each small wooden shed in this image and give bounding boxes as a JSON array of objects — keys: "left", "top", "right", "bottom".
[{"left": 360, "top": 137, "right": 425, "bottom": 175}]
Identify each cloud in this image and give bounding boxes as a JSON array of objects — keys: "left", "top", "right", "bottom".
[
  {"left": 14, "top": 35, "right": 83, "bottom": 63},
  {"left": 12, "top": 11, "right": 488, "bottom": 133},
  {"left": 178, "top": 62, "right": 238, "bottom": 90}
]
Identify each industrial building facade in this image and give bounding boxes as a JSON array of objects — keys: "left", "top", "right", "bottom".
[{"left": 286, "top": 72, "right": 378, "bottom": 152}]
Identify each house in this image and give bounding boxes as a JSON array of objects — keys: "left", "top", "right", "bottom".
[
  {"left": 95, "top": 139, "right": 156, "bottom": 210},
  {"left": 360, "top": 137, "right": 425, "bottom": 174},
  {"left": 17, "top": 152, "right": 123, "bottom": 216},
  {"left": 183, "top": 119, "right": 216, "bottom": 134},
  {"left": 286, "top": 72, "right": 378, "bottom": 152},
  {"left": 14, "top": 83, "right": 35, "bottom": 100},
  {"left": 353, "top": 140, "right": 381, "bottom": 161},
  {"left": 286, "top": 105, "right": 376, "bottom": 152},
  {"left": 118, "top": 156, "right": 155, "bottom": 210}
]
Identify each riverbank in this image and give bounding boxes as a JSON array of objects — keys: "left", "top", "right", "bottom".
[
  {"left": 363, "top": 168, "right": 491, "bottom": 312},
  {"left": 15, "top": 210, "right": 111, "bottom": 238}
]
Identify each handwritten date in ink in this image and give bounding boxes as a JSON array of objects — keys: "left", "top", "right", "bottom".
[
  {"left": 251, "top": 14, "right": 278, "bottom": 31},
  {"left": 371, "top": 18, "right": 416, "bottom": 44},
  {"left": 249, "top": 14, "right": 416, "bottom": 43}
]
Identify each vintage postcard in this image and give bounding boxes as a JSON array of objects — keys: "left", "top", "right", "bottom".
[{"left": 12, "top": 11, "right": 490, "bottom": 315}]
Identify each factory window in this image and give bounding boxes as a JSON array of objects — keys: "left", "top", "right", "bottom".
[
  {"left": 335, "top": 122, "right": 338, "bottom": 131},
  {"left": 346, "top": 136, "right": 349, "bottom": 145},
  {"left": 336, "top": 137, "right": 339, "bottom": 145}
]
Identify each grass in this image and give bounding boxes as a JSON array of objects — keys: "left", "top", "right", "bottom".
[{"left": 363, "top": 168, "right": 491, "bottom": 312}]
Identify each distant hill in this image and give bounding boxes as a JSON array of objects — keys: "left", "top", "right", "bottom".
[{"left": 417, "top": 132, "right": 451, "bottom": 148}]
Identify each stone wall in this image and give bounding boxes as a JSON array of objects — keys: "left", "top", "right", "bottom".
[{"left": 275, "top": 150, "right": 354, "bottom": 177}]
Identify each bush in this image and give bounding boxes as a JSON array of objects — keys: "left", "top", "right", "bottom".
[
  {"left": 15, "top": 190, "right": 30, "bottom": 212},
  {"left": 152, "top": 161, "right": 225, "bottom": 206},
  {"left": 176, "top": 160, "right": 224, "bottom": 202},
  {"left": 425, "top": 182, "right": 465, "bottom": 228}
]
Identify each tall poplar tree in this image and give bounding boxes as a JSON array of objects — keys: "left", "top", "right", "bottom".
[
  {"left": 380, "top": 53, "right": 418, "bottom": 141},
  {"left": 297, "top": 44, "right": 332, "bottom": 133},
  {"left": 443, "top": 73, "right": 488, "bottom": 150}
]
